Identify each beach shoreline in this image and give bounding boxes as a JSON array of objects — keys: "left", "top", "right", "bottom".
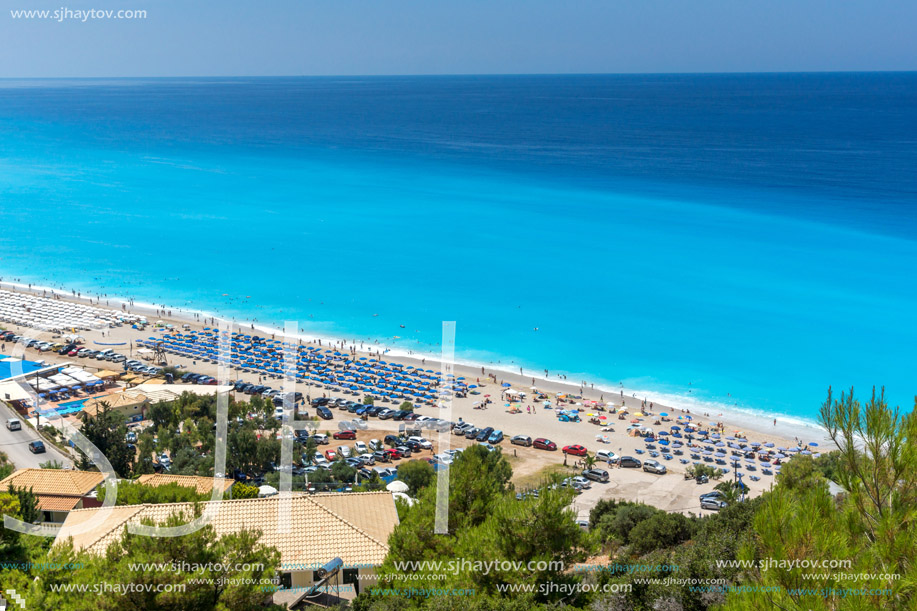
[{"left": 0, "top": 277, "right": 827, "bottom": 446}]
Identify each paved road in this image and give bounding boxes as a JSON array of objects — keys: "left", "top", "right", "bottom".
[{"left": 0, "top": 401, "right": 73, "bottom": 471}]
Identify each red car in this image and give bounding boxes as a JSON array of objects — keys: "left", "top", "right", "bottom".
[
  {"left": 384, "top": 448, "right": 403, "bottom": 460},
  {"left": 324, "top": 449, "right": 337, "bottom": 461},
  {"left": 562, "top": 444, "right": 588, "bottom": 457},
  {"left": 333, "top": 430, "right": 356, "bottom": 440},
  {"left": 533, "top": 438, "right": 557, "bottom": 451}
]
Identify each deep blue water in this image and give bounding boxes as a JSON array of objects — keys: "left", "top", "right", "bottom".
[{"left": 0, "top": 73, "right": 915, "bottom": 422}]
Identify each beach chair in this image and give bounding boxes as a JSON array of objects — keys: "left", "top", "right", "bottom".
[
  {"left": 649, "top": 451, "right": 659, "bottom": 457},
  {"left": 635, "top": 448, "right": 644, "bottom": 455},
  {"left": 679, "top": 458, "right": 689, "bottom": 464},
  {"left": 749, "top": 475, "right": 761, "bottom": 482},
  {"left": 673, "top": 449, "right": 683, "bottom": 456},
  {"left": 762, "top": 468, "right": 773, "bottom": 475}
]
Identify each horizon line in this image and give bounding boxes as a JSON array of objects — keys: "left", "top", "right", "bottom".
[{"left": 1, "top": 69, "right": 915, "bottom": 80}]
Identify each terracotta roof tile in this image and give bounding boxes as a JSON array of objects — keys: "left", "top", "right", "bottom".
[
  {"left": 55, "top": 492, "right": 399, "bottom": 568},
  {"left": 35, "top": 495, "right": 84, "bottom": 512},
  {"left": 0, "top": 469, "right": 105, "bottom": 497}
]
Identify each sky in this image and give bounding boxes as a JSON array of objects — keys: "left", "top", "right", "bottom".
[{"left": 1, "top": 0, "right": 915, "bottom": 77}]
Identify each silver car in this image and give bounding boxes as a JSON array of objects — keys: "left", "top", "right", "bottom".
[{"left": 700, "top": 498, "right": 727, "bottom": 511}]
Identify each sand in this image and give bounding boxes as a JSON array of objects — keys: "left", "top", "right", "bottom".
[{"left": 0, "top": 283, "right": 829, "bottom": 510}]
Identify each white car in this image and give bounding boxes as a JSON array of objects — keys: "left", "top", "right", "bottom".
[
  {"left": 571, "top": 476, "right": 592, "bottom": 489},
  {"left": 368, "top": 438, "right": 382, "bottom": 451},
  {"left": 338, "top": 445, "right": 352, "bottom": 458},
  {"left": 434, "top": 453, "right": 454, "bottom": 465},
  {"left": 359, "top": 453, "right": 376, "bottom": 465},
  {"left": 354, "top": 441, "right": 368, "bottom": 454},
  {"left": 408, "top": 436, "right": 433, "bottom": 449},
  {"left": 596, "top": 450, "right": 618, "bottom": 463}
]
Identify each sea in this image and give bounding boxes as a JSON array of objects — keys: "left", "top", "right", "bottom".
[{"left": 0, "top": 73, "right": 915, "bottom": 425}]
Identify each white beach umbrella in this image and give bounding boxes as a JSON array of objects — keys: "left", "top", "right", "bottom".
[
  {"left": 392, "top": 491, "right": 415, "bottom": 506},
  {"left": 386, "top": 480, "right": 410, "bottom": 493}
]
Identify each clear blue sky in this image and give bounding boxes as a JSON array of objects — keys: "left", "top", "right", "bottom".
[{"left": 2, "top": 0, "right": 915, "bottom": 77}]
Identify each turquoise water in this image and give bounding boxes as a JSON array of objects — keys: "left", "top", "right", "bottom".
[{"left": 0, "top": 74, "right": 915, "bottom": 423}]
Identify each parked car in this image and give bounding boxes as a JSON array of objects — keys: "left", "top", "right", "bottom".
[
  {"left": 316, "top": 406, "right": 333, "bottom": 420},
  {"left": 354, "top": 441, "right": 368, "bottom": 453},
  {"left": 384, "top": 448, "right": 403, "bottom": 460},
  {"left": 643, "top": 460, "right": 667, "bottom": 474},
  {"left": 488, "top": 430, "right": 504, "bottom": 444},
  {"left": 311, "top": 433, "right": 329, "bottom": 445},
  {"left": 475, "top": 427, "right": 494, "bottom": 442},
  {"left": 582, "top": 468, "right": 610, "bottom": 483},
  {"left": 377, "top": 409, "right": 395, "bottom": 420},
  {"left": 324, "top": 449, "right": 337, "bottom": 461},
  {"left": 407, "top": 436, "right": 432, "bottom": 449},
  {"left": 359, "top": 453, "right": 375, "bottom": 465},
  {"left": 372, "top": 450, "right": 391, "bottom": 463},
  {"left": 384, "top": 434, "right": 401, "bottom": 447},
  {"left": 562, "top": 444, "right": 588, "bottom": 457},
  {"left": 700, "top": 490, "right": 726, "bottom": 501},
  {"left": 453, "top": 422, "right": 473, "bottom": 436},
  {"left": 434, "top": 453, "right": 454, "bottom": 465},
  {"left": 619, "top": 456, "right": 642, "bottom": 468},
  {"left": 700, "top": 498, "right": 728, "bottom": 511},
  {"left": 333, "top": 430, "right": 356, "bottom": 440},
  {"left": 533, "top": 438, "right": 557, "bottom": 451},
  {"left": 464, "top": 427, "right": 481, "bottom": 440},
  {"left": 368, "top": 438, "right": 383, "bottom": 451},
  {"left": 595, "top": 450, "right": 618, "bottom": 463},
  {"left": 395, "top": 445, "right": 413, "bottom": 458},
  {"left": 510, "top": 434, "right": 533, "bottom": 447}
]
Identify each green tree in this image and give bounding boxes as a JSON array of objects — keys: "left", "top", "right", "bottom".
[
  {"left": 7, "top": 485, "right": 41, "bottom": 524},
  {"left": 98, "top": 481, "right": 210, "bottom": 505},
  {"left": 301, "top": 438, "right": 317, "bottom": 466},
  {"left": 728, "top": 387, "right": 917, "bottom": 610},
  {"left": 0, "top": 449, "right": 15, "bottom": 480},
  {"left": 230, "top": 482, "right": 259, "bottom": 499},
  {"left": 627, "top": 511, "right": 694, "bottom": 555},
  {"left": 331, "top": 460, "right": 356, "bottom": 483},
  {"left": 79, "top": 402, "right": 134, "bottom": 477},
  {"left": 397, "top": 459, "right": 435, "bottom": 495},
  {"left": 19, "top": 510, "right": 283, "bottom": 610}
]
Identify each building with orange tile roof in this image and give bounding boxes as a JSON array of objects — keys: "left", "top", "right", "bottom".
[{"left": 1, "top": 468, "right": 106, "bottom": 523}]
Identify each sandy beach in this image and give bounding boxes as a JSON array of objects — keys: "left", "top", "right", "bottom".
[{"left": 0, "top": 281, "right": 830, "bottom": 511}]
